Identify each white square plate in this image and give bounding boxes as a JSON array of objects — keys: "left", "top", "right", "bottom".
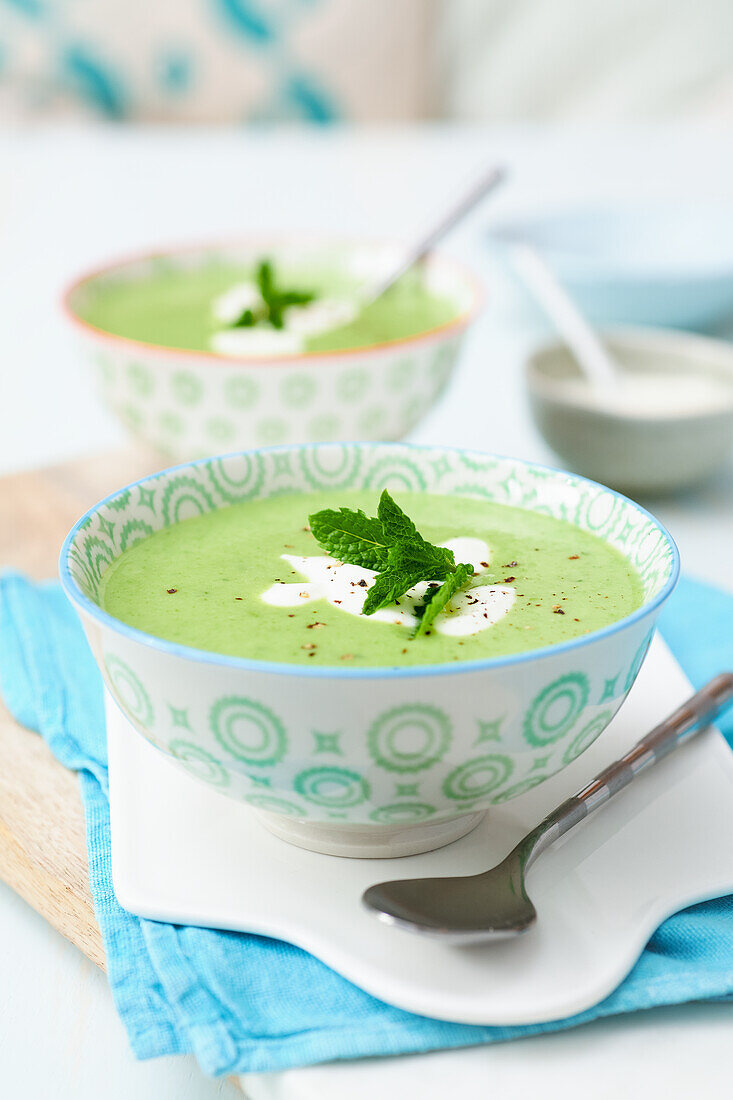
[{"left": 108, "top": 636, "right": 733, "bottom": 1026}]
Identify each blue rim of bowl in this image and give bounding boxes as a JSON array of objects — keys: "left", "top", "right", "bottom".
[{"left": 58, "top": 442, "right": 680, "bottom": 680}]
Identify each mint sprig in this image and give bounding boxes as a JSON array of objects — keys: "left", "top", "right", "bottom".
[
  {"left": 257, "top": 260, "right": 315, "bottom": 330},
  {"left": 415, "top": 563, "right": 473, "bottom": 637},
  {"left": 308, "top": 507, "right": 390, "bottom": 571},
  {"left": 377, "top": 488, "right": 421, "bottom": 543},
  {"left": 308, "top": 490, "right": 474, "bottom": 636},
  {"left": 362, "top": 568, "right": 425, "bottom": 617},
  {"left": 231, "top": 259, "right": 315, "bottom": 330}
]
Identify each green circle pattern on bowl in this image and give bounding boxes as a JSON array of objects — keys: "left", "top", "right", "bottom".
[
  {"left": 210, "top": 696, "right": 288, "bottom": 767},
  {"left": 442, "top": 753, "right": 514, "bottom": 802},
  {"left": 387, "top": 358, "right": 416, "bottom": 393},
  {"left": 104, "top": 654, "right": 154, "bottom": 730},
  {"left": 308, "top": 414, "right": 341, "bottom": 439},
  {"left": 245, "top": 792, "right": 304, "bottom": 817},
  {"left": 294, "top": 766, "right": 370, "bottom": 808},
  {"left": 224, "top": 376, "right": 260, "bottom": 409},
  {"left": 159, "top": 411, "right": 184, "bottom": 438},
  {"left": 256, "top": 418, "right": 289, "bottom": 446},
  {"left": 491, "top": 775, "right": 547, "bottom": 804},
  {"left": 299, "top": 445, "right": 362, "bottom": 490},
  {"left": 127, "top": 361, "right": 154, "bottom": 397},
  {"left": 362, "top": 455, "right": 427, "bottom": 492},
  {"left": 562, "top": 710, "right": 613, "bottom": 766},
  {"left": 624, "top": 630, "right": 654, "bottom": 692},
  {"left": 522, "top": 672, "right": 590, "bottom": 748},
  {"left": 367, "top": 704, "right": 452, "bottom": 773},
  {"left": 160, "top": 475, "right": 216, "bottom": 526},
  {"left": 369, "top": 802, "right": 436, "bottom": 824},
  {"left": 281, "top": 374, "right": 316, "bottom": 408},
  {"left": 83, "top": 535, "right": 116, "bottom": 586},
  {"left": 118, "top": 518, "right": 154, "bottom": 553},
  {"left": 335, "top": 368, "right": 369, "bottom": 402},
  {"left": 205, "top": 417, "right": 236, "bottom": 444},
  {"left": 171, "top": 371, "right": 203, "bottom": 406},
  {"left": 205, "top": 454, "right": 265, "bottom": 502},
  {"left": 169, "top": 739, "right": 230, "bottom": 787}
]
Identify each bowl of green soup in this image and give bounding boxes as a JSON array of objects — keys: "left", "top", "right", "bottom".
[
  {"left": 60, "top": 443, "right": 678, "bottom": 858},
  {"left": 63, "top": 241, "right": 480, "bottom": 460}
]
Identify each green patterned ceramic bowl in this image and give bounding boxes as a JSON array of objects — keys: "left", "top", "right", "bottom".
[
  {"left": 60, "top": 443, "right": 679, "bottom": 858},
  {"left": 63, "top": 241, "right": 481, "bottom": 460}
]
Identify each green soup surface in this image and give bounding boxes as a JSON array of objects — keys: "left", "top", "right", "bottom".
[
  {"left": 98, "top": 492, "right": 644, "bottom": 668},
  {"left": 79, "top": 262, "right": 459, "bottom": 354}
]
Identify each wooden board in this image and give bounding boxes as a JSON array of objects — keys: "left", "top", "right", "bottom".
[{"left": 0, "top": 447, "right": 162, "bottom": 968}]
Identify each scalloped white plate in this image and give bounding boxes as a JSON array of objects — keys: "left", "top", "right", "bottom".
[{"left": 108, "top": 636, "right": 733, "bottom": 1026}]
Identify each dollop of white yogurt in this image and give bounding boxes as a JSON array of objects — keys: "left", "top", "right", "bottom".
[
  {"left": 212, "top": 281, "right": 261, "bottom": 326},
  {"left": 261, "top": 537, "right": 516, "bottom": 637},
  {"left": 285, "top": 298, "right": 357, "bottom": 337},
  {"left": 210, "top": 327, "right": 303, "bottom": 357},
  {"left": 556, "top": 371, "right": 733, "bottom": 419},
  {"left": 210, "top": 281, "right": 358, "bottom": 357}
]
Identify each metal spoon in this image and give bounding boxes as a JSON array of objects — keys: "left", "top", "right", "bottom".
[
  {"left": 363, "top": 673, "right": 733, "bottom": 944},
  {"left": 511, "top": 243, "right": 619, "bottom": 388},
  {"left": 364, "top": 165, "right": 506, "bottom": 304}
]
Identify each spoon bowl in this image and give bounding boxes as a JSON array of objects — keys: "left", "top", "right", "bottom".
[
  {"left": 362, "top": 674, "right": 733, "bottom": 942},
  {"left": 363, "top": 851, "right": 537, "bottom": 944}
]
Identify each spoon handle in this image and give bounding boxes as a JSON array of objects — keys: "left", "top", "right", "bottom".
[
  {"left": 367, "top": 166, "right": 506, "bottom": 302},
  {"left": 520, "top": 672, "right": 733, "bottom": 870},
  {"left": 511, "top": 243, "right": 618, "bottom": 388}
]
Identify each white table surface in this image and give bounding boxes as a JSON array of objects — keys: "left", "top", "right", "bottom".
[{"left": 1, "top": 124, "right": 732, "bottom": 1099}]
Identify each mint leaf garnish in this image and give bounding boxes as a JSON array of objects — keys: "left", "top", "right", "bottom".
[
  {"left": 377, "top": 488, "right": 420, "bottom": 543},
  {"left": 386, "top": 540, "right": 456, "bottom": 581},
  {"left": 308, "top": 507, "right": 390, "bottom": 571},
  {"left": 256, "top": 259, "right": 314, "bottom": 330},
  {"left": 415, "top": 563, "right": 474, "bottom": 637},
  {"left": 377, "top": 491, "right": 455, "bottom": 576},
  {"left": 362, "top": 570, "right": 425, "bottom": 616},
  {"left": 308, "top": 490, "right": 476, "bottom": 637},
  {"left": 223, "top": 260, "right": 316, "bottom": 332}
]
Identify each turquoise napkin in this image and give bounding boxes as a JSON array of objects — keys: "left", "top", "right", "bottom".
[{"left": 1, "top": 573, "right": 732, "bottom": 1076}]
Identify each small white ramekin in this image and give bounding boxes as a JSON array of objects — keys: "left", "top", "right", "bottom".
[{"left": 527, "top": 327, "right": 733, "bottom": 494}]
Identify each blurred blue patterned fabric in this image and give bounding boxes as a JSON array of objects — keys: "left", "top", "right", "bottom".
[
  {"left": 0, "top": 0, "right": 428, "bottom": 122},
  {"left": 4, "top": 0, "right": 733, "bottom": 125}
]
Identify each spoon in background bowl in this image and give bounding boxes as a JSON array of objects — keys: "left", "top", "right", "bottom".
[
  {"left": 363, "top": 673, "right": 733, "bottom": 944},
  {"left": 512, "top": 238, "right": 733, "bottom": 412},
  {"left": 511, "top": 242, "right": 620, "bottom": 388},
  {"left": 512, "top": 242, "right": 733, "bottom": 491},
  {"left": 363, "top": 165, "right": 507, "bottom": 305},
  {"left": 214, "top": 166, "right": 506, "bottom": 357}
]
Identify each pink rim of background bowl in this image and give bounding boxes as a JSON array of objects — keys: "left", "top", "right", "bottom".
[{"left": 62, "top": 236, "right": 484, "bottom": 365}]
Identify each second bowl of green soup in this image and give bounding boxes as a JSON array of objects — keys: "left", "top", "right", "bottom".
[
  {"left": 63, "top": 240, "right": 480, "bottom": 459},
  {"left": 60, "top": 443, "right": 679, "bottom": 857}
]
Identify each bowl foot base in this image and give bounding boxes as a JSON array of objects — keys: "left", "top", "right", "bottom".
[{"left": 250, "top": 809, "right": 486, "bottom": 858}]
